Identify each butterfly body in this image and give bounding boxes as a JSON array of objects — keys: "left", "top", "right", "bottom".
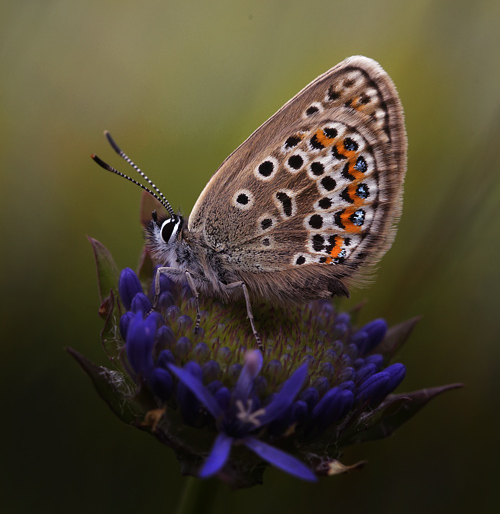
[
  {"left": 93, "top": 56, "right": 406, "bottom": 346},
  {"left": 146, "top": 215, "right": 350, "bottom": 304},
  {"left": 146, "top": 56, "right": 406, "bottom": 305}
]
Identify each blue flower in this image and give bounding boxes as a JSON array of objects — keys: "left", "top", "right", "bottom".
[
  {"left": 71, "top": 239, "right": 461, "bottom": 489},
  {"left": 169, "top": 350, "right": 316, "bottom": 481},
  {"left": 114, "top": 268, "right": 413, "bottom": 482}
]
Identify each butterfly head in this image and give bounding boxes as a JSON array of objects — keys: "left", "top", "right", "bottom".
[
  {"left": 143, "top": 210, "right": 184, "bottom": 266},
  {"left": 150, "top": 211, "right": 183, "bottom": 244}
]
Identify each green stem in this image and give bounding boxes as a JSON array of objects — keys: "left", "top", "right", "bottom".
[{"left": 174, "top": 476, "right": 218, "bottom": 514}]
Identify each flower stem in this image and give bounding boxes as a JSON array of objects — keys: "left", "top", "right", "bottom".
[{"left": 174, "top": 476, "right": 218, "bottom": 514}]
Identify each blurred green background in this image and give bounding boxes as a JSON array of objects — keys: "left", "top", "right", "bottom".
[{"left": 1, "top": 0, "right": 499, "bottom": 512}]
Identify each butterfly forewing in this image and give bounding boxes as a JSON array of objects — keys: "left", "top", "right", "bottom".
[{"left": 189, "top": 56, "right": 406, "bottom": 288}]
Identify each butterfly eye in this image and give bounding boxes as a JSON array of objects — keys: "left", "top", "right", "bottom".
[{"left": 160, "top": 216, "right": 182, "bottom": 244}]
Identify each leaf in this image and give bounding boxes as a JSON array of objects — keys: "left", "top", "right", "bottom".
[
  {"left": 68, "top": 348, "right": 144, "bottom": 425},
  {"left": 88, "top": 237, "right": 121, "bottom": 306},
  {"left": 341, "top": 383, "right": 463, "bottom": 445},
  {"left": 377, "top": 316, "right": 421, "bottom": 362}
]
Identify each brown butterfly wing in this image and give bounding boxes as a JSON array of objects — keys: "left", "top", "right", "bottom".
[{"left": 188, "top": 56, "right": 406, "bottom": 300}]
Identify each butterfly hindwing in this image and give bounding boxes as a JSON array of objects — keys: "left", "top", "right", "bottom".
[{"left": 188, "top": 56, "right": 406, "bottom": 286}]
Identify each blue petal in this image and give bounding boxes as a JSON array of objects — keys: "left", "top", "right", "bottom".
[
  {"left": 339, "top": 390, "right": 355, "bottom": 418},
  {"left": 338, "top": 380, "right": 356, "bottom": 393},
  {"left": 206, "top": 380, "right": 223, "bottom": 395},
  {"left": 310, "top": 387, "right": 345, "bottom": 429},
  {"left": 335, "top": 312, "right": 351, "bottom": 325},
  {"left": 175, "top": 336, "right": 192, "bottom": 358},
  {"left": 176, "top": 362, "right": 204, "bottom": 426},
  {"left": 355, "top": 363, "right": 377, "bottom": 383},
  {"left": 312, "top": 376, "right": 330, "bottom": 396},
  {"left": 357, "top": 372, "right": 391, "bottom": 403},
  {"left": 359, "top": 319, "right": 388, "bottom": 354},
  {"left": 202, "top": 359, "right": 221, "bottom": 383},
  {"left": 168, "top": 364, "right": 222, "bottom": 419},
  {"left": 194, "top": 342, "right": 210, "bottom": 361},
  {"left": 233, "top": 350, "right": 263, "bottom": 401},
  {"left": 146, "top": 310, "right": 165, "bottom": 329},
  {"left": 184, "top": 361, "right": 203, "bottom": 380},
  {"left": 267, "top": 403, "right": 294, "bottom": 436},
  {"left": 126, "top": 312, "right": 156, "bottom": 375},
  {"left": 199, "top": 432, "right": 233, "bottom": 478},
  {"left": 384, "top": 363, "right": 406, "bottom": 392},
  {"left": 155, "top": 325, "right": 176, "bottom": 349},
  {"left": 291, "top": 400, "right": 309, "bottom": 425},
  {"left": 258, "top": 363, "right": 309, "bottom": 426},
  {"left": 118, "top": 268, "right": 143, "bottom": 310},
  {"left": 243, "top": 437, "right": 317, "bottom": 482},
  {"left": 214, "top": 387, "right": 231, "bottom": 411},
  {"left": 365, "top": 354, "right": 384, "bottom": 370},
  {"left": 156, "top": 349, "right": 175, "bottom": 369},
  {"left": 351, "top": 330, "right": 369, "bottom": 352},
  {"left": 158, "top": 291, "right": 176, "bottom": 310},
  {"left": 119, "top": 311, "right": 134, "bottom": 340},
  {"left": 130, "top": 292, "right": 153, "bottom": 314},
  {"left": 299, "top": 387, "right": 320, "bottom": 411},
  {"left": 149, "top": 368, "right": 173, "bottom": 400}
]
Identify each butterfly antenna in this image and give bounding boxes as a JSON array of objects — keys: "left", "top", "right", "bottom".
[
  {"left": 91, "top": 153, "right": 176, "bottom": 216},
  {"left": 103, "top": 131, "right": 176, "bottom": 216}
]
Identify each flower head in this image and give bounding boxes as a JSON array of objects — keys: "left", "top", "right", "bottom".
[{"left": 69, "top": 237, "right": 461, "bottom": 488}]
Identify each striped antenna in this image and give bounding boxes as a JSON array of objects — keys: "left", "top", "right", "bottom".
[
  {"left": 91, "top": 153, "right": 176, "bottom": 216},
  {"left": 104, "top": 131, "right": 174, "bottom": 214}
]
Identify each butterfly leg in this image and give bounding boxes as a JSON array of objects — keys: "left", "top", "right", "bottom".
[
  {"left": 184, "top": 270, "right": 202, "bottom": 333},
  {"left": 225, "top": 281, "right": 263, "bottom": 351},
  {"left": 154, "top": 266, "right": 181, "bottom": 308},
  {"left": 154, "top": 267, "right": 202, "bottom": 333}
]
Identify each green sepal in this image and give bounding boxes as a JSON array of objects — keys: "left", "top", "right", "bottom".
[
  {"left": 98, "top": 288, "right": 123, "bottom": 362},
  {"left": 339, "top": 395, "right": 411, "bottom": 446},
  {"left": 341, "top": 383, "right": 463, "bottom": 445},
  {"left": 68, "top": 348, "right": 145, "bottom": 425},
  {"left": 88, "top": 236, "right": 121, "bottom": 308},
  {"left": 88, "top": 237, "right": 124, "bottom": 360}
]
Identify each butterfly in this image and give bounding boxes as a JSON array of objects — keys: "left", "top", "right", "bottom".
[{"left": 92, "top": 56, "right": 407, "bottom": 349}]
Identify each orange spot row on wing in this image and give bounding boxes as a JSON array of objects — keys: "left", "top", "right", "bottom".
[
  {"left": 346, "top": 183, "right": 365, "bottom": 206},
  {"left": 340, "top": 207, "right": 362, "bottom": 234},
  {"left": 325, "top": 235, "right": 344, "bottom": 264},
  {"left": 332, "top": 144, "right": 366, "bottom": 184},
  {"left": 314, "top": 129, "right": 336, "bottom": 147}
]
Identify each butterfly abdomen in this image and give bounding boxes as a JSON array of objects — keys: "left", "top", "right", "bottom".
[{"left": 235, "top": 265, "right": 350, "bottom": 304}]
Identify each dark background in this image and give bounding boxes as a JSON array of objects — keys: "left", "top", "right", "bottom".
[{"left": 1, "top": 1, "right": 499, "bottom": 512}]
